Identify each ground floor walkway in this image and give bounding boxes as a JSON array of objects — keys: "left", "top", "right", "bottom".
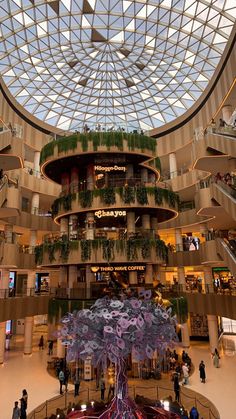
[{"left": 1, "top": 328, "right": 235, "bottom": 419}]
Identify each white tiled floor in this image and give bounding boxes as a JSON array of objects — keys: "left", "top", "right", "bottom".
[{"left": 1, "top": 333, "right": 235, "bottom": 419}]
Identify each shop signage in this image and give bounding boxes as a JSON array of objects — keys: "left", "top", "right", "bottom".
[
  {"left": 95, "top": 165, "right": 126, "bottom": 172},
  {"left": 91, "top": 265, "right": 146, "bottom": 272},
  {"left": 95, "top": 210, "right": 126, "bottom": 218}
]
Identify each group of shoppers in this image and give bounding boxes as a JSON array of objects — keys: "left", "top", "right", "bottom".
[{"left": 12, "top": 389, "right": 28, "bottom": 419}]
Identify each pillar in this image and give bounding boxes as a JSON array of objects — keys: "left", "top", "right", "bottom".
[
  {"left": 31, "top": 193, "right": 39, "bottom": 215},
  {"left": 151, "top": 217, "right": 158, "bottom": 237},
  {"left": 129, "top": 271, "right": 137, "bottom": 285},
  {"left": 222, "top": 105, "right": 232, "bottom": 124},
  {"left": 181, "top": 322, "right": 190, "bottom": 348},
  {"left": 141, "top": 168, "right": 148, "bottom": 184},
  {"left": 126, "top": 164, "right": 134, "bottom": 181},
  {"left": 203, "top": 266, "right": 213, "bottom": 293},
  {"left": 0, "top": 268, "right": 9, "bottom": 294},
  {"left": 127, "top": 212, "right": 135, "bottom": 236},
  {"left": 59, "top": 266, "right": 67, "bottom": 287},
  {"left": 175, "top": 228, "right": 183, "bottom": 251},
  {"left": 177, "top": 266, "right": 186, "bottom": 292},
  {"left": 69, "top": 214, "right": 78, "bottom": 239},
  {"left": 57, "top": 327, "right": 65, "bottom": 358},
  {"left": 85, "top": 212, "right": 95, "bottom": 240},
  {"left": 24, "top": 316, "right": 34, "bottom": 355},
  {"left": 142, "top": 214, "right": 150, "bottom": 231},
  {"left": 86, "top": 265, "right": 94, "bottom": 298},
  {"left": 68, "top": 265, "right": 77, "bottom": 289},
  {"left": 4, "top": 224, "right": 13, "bottom": 244},
  {"left": 87, "top": 164, "right": 94, "bottom": 190},
  {"left": 199, "top": 223, "right": 207, "bottom": 241},
  {"left": 207, "top": 315, "right": 219, "bottom": 353},
  {"left": 145, "top": 264, "right": 153, "bottom": 284},
  {"left": 27, "top": 271, "right": 36, "bottom": 296},
  {"left": 60, "top": 217, "right": 69, "bottom": 236},
  {"left": 61, "top": 172, "right": 70, "bottom": 194},
  {"left": 34, "top": 151, "right": 40, "bottom": 178},
  {"left": 169, "top": 152, "right": 177, "bottom": 179},
  {"left": 0, "top": 322, "right": 6, "bottom": 364},
  {"left": 71, "top": 167, "right": 79, "bottom": 193},
  {"left": 30, "top": 230, "right": 37, "bottom": 249}
]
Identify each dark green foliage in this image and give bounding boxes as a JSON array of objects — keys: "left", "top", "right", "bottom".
[
  {"left": 118, "top": 185, "right": 135, "bottom": 204},
  {"left": 35, "top": 244, "right": 43, "bottom": 265},
  {"left": 102, "top": 239, "right": 115, "bottom": 261},
  {"left": 78, "top": 190, "right": 93, "bottom": 208},
  {"left": 40, "top": 132, "right": 157, "bottom": 165},
  {"left": 127, "top": 238, "right": 138, "bottom": 261},
  {"left": 99, "top": 187, "right": 116, "bottom": 205},
  {"left": 80, "top": 240, "right": 91, "bottom": 261},
  {"left": 136, "top": 186, "right": 148, "bottom": 205}
]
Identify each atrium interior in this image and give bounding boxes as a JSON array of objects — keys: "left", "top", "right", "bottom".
[{"left": 0, "top": 1, "right": 236, "bottom": 418}]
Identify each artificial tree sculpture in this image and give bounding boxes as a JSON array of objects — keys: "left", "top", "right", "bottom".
[{"left": 59, "top": 291, "right": 177, "bottom": 418}]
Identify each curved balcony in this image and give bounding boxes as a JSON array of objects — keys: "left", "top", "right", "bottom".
[
  {"left": 35, "top": 237, "right": 168, "bottom": 267},
  {"left": 51, "top": 186, "right": 179, "bottom": 224},
  {"left": 0, "top": 179, "right": 20, "bottom": 218},
  {"left": 8, "top": 168, "right": 61, "bottom": 197},
  {"left": 40, "top": 132, "right": 160, "bottom": 183}
]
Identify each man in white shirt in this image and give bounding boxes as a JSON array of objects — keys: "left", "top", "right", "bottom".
[{"left": 182, "top": 363, "right": 189, "bottom": 385}]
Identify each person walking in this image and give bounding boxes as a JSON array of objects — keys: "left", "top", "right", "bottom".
[
  {"left": 20, "top": 398, "right": 27, "bottom": 419},
  {"left": 199, "top": 360, "right": 206, "bottom": 383},
  {"left": 189, "top": 406, "right": 199, "bottom": 419},
  {"left": 48, "top": 340, "right": 53, "bottom": 355},
  {"left": 38, "top": 335, "right": 44, "bottom": 350},
  {"left": 12, "top": 401, "right": 20, "bottom": 419},
  {"left": 100, "top": 376, "right": 106, "bottom": 401},
  {"left": 74, "top": 372, "right": 80, "bottom": 397},
  {"left": 213, "top": 348, "right": 220, "bottom": 368},
  {"left": 173, "top": 372, "right": 180, "bottom": 402},
  {"left": 108, "top": 383, "right": 115, "bottom": 401},
  {"left": 182, "top": 363, "right": 189, "bottom": 385},
  {"left": 21, "top": 389, "right": 28, "bottom": 410},
  {"left": 59, "top": 369, "right": 65, "bottom": 394}
]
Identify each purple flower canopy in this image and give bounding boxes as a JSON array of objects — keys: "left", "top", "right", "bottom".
[{"left": 59, "top": 296, "right": 177, "bottom": 367}]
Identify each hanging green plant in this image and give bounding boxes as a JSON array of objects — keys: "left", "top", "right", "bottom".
[
  {"left": 78, "top": 190, "right": 93, "bottom": 208},
  {"left": 154, "top": 187, "right": 164, "bottom": 205},
  {"left": 136, "top": 186, "right": 148, "bottom": 205},
  {"left": 100, "top": 187, "right": 116, "bottom": 205},
  {"left": 45, "top": 242, "right": 56, "bottom": 262},
  {"left": 35, "top": 244, "right": 43, "bottom": 265},
  {"left": 169, "top": 297, "right": 188, "bottom": 324},
  {"left": 118, "top": 185, "right": 135, "bottom": 204},
  {"left": 51, "top": 199, "right": 60, "bottom": 217},
  {"left": 127, "top": 238, "right": 138, "bottom": 261},
  {"left": 80, "top": 240, "right": 92, "bottom": 261},
  {"left": 141, "top": 239, "right": 151, "bottom": 259},
  {"left": 60, "top": 235, "right": 70, "bottom": 262},
  {"left": 102, "top": 239, "right": 115, "bottom": 261},
  {"left": 155, "top": 239, "right": 168, "bottom": 262},
  {"left": 62, "top": 194, "right": 73, "bottom": 211}
]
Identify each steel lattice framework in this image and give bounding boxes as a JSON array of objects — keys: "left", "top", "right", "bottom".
[{"left": 0, "top": 0, "right": 235, "bottom": 131}]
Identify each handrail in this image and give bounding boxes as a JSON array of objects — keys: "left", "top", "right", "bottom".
[{"left": 27, "top": 385, "right": 220, "bottom": 419}]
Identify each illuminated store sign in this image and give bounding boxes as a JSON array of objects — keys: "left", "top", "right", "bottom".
[
  {"left": 95, "top": 210, "right": 126, "bottom": 218},
  {"left": 95, "top": 165, "right": 126, "bottom": 172},
  {"left": 91, "top": 265, "right": 145, "bottom": 272}
]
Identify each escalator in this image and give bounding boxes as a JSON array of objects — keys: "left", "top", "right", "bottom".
[
  {"left": 216, "top": 238, "right": 236, "bottom": 277},
  {"left": 211, "top": 181, "right": 236, "bottom": 221}
]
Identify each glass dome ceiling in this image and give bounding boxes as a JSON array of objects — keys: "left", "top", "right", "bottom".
[{"left": 0, "top": 1, "right": 235, "bottom": 132}]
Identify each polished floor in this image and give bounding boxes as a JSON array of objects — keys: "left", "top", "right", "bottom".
[{"left": 1, "top": 327, "right": 235, "bottom": 419}]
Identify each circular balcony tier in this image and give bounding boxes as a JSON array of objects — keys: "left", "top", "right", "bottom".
[
  {"left": 51, "top": 187, "right": 179, "bottom": 224},
  {"left": 35, "top": 238, "right": 168, "bottom": 268},
  {"left": 40, "top": 133, "right": 159, "bottom": 184}
]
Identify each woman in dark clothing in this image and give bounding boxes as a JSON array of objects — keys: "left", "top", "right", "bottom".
[
  {"left": 20, "top": 398, "right": 26, "bottom": 419},
  {"left": 173, "top": 372, "right": 180, "bottom": 402},
  {"left": 199, "top": 360, "right": 206, "bottom": 383}
]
